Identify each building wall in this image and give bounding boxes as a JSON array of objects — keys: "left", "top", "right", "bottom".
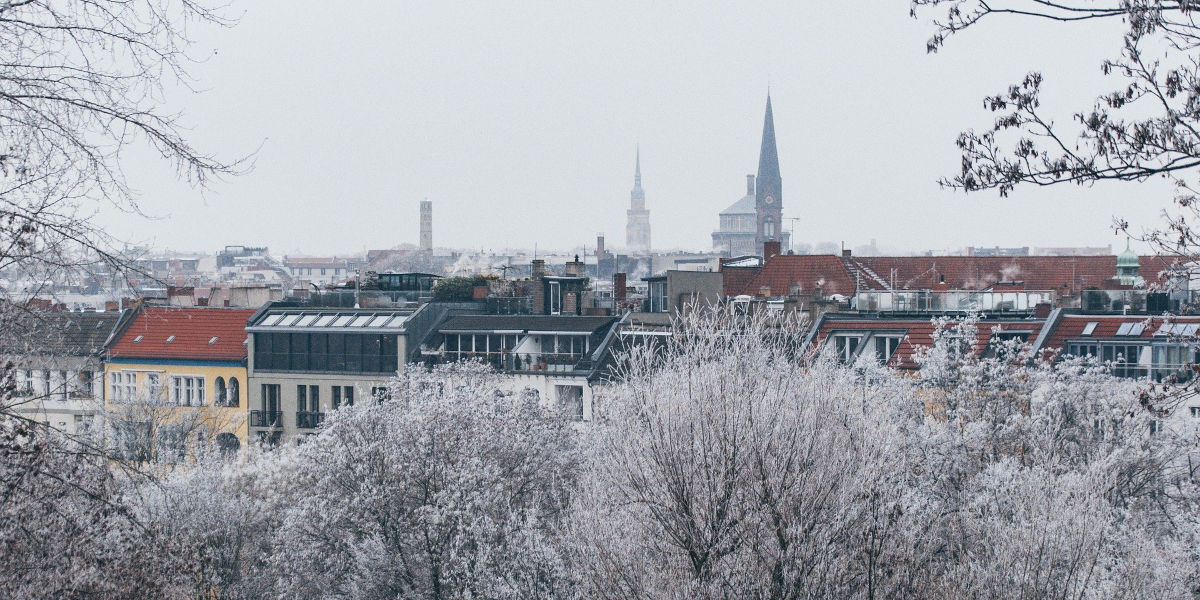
[
  {"left": 103, "top": 359, "right": 249, "bottom": 448},
  {"left": 666, "top": 271, "right": 725, "bottom": 314},
  {"left": 247, "top": 371, "right": 397, "bottom": 442},
  {"left": 504, "top": 373, "right": 595, "bottom": 421},
  {"left": 713, "top": 231, "right": 758, "bottom": 257},
  {"left": 246, "top": 332, "right": 408, "bottom": 443},
  {"left": 8, "top": 355, "right": 103, "bottom": 436}
]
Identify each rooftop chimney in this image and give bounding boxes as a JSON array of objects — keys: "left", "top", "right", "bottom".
[
  {"left": 596, "top": 233, "right": 606, "bottom": 258},
  {"left": 841, "top": 248, "right": 852, "bottom": 257},
  {"left": 531, "top": 259, "right": 546, "bottom": 279},
  {"left": 565, "top": 254, "right": 585, "bottom": 276},
  {"left": 764, "top": 240, "right": 781, "bottom": 260},
  {"left": 613, "top": 273, "right": 627, "bottom": 302},
  {"left": 746, "top": 174, "right": 756, "bottom": 195}
]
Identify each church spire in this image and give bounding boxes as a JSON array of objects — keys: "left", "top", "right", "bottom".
[
  {"left": 635, "top": 145, "right": 641, "bottom": 187},
  {"left": 753, "top": 93, "right": 785, "bottom": 254},
  {"left": 626, "top": 145, "right": 651, "bottom": 253},
  {"left": 757, "top": 94, "right": 780, "bottom": 183}
]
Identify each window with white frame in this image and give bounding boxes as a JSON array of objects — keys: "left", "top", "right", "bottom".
[
  {"left": 109, "top": 371, "right": 137, "bottom": 402},
  {"left": 872, "top": 334, "right": 903, "bottom": 364},
  {"left": 555, "top": 385, "right": 584, "bottom": 420},
  {"left": 548, "top": 281, "right": 562, "bottom": 315},
  {"left": 1066, "top": 342, "right": 1099, "bottom": 358},
  {"left": 647, "top": 280, "right": 668, "bottom": 313},
  {"left": 146, "top": 373, "right": 163, "bottom": 402},
  {"left": 831, "top": 334, "right": 863, "bottom": 364},
  {"left": 171, "top": 376, "right": 206, "bottom": 406}
]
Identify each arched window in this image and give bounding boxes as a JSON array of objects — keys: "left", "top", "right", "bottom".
[
  {"left": 228, "top": 377, "right": 240, "bottom": 407},
  {"left": 764, "top": 218, "right": 776, "bottom": 238},
  {"left": 214, "top": 377, "right": 227, "bottom": 406}
]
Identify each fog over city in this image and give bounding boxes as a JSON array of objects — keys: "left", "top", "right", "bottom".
[
  {"left": 9, "top": 2, "right": 1200, "bottom": 599},
  {"left": 100, "top": 2, "right": 1162, "bottom": 255}
]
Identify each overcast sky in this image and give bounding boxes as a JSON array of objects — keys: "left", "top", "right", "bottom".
[{"left": 98, "top": 2, "right": 1170, "bottom": 257}]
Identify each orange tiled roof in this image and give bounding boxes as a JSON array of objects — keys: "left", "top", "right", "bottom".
[
  {"left": 728, "top": 254, "right": 1181, "bottom": 297},
  {"left": 107, "top": 306, "right": 255, "bottom": 362}
]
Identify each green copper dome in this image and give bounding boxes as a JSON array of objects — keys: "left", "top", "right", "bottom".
[{"left": 1117, "top": 244, "right": 1140, "bottom": 268}]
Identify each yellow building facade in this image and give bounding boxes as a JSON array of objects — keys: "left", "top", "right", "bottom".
[{"left": 104, "top": 306, "right": 256, "bottom": 460}]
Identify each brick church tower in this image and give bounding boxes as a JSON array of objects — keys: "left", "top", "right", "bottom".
[{"left": 625, "top": 147, "right": 651, "bottom": 253}]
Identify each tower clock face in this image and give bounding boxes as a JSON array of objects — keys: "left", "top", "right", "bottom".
[{"left": 764, "top": 195, "right": 775, "bottom": 205}]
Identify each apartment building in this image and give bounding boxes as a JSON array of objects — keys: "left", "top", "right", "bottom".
[
  {"left": 105, "top": 306, "right": 255, "bottom": 460},
  {"left": 4, "top": 310, "right": 125, "bottom": 436},
  {"left": 245, "top": 305, "right": 415, "bottom": 444}
]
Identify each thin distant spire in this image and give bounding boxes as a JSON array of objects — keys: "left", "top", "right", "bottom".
[{"left": 635, "top": 145, "right": 641, "bottom": 186}]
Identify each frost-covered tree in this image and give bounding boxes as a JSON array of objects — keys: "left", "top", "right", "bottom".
[
  {"left": 0, "top": 4, "right": 240, "bottom": 590},
  {"left": 911, "top": 316, "right": 1200, "bottom": 598},
  {"left": 136, "top": 447, "right": 284, "bottom": 599},
  {"left": 572, "top": 310, "right": 1200, "bottom": 598},
  {"left": 0, "top": 0, "right": 240, "bottom": 283},
  {"left": 572, "top": 311, "right": 927, "bottom": 599},
  {"left": 0, "top": 420, "right": 191, "bottom": 598},
  {"left": 263, "top": 363, "right": 580, "bottom": 600},
  {"left": 102, "top": 310, "right": 1200, "bottom": 598}
]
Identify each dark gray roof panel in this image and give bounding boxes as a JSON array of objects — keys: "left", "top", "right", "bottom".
[{"left": 5, "top": 311, "right": 122, "bottom": 356}]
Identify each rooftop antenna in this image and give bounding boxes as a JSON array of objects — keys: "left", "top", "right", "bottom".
[{"left": 786, "top": 217, "right": 801, "bottom": 253}]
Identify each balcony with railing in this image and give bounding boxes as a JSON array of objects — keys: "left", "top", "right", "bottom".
[
  {"left": 249, "top": 410, "right": 283, "bottom": 428},
  {"left": 437, "top": 351, "right": 587, "bottom": 374},
  {"left": 296, "top": 411, "right": 325, "bottom": 429},
  {"left": 1078, "top": 289, "right": 1192, "bottom": 314},
  {"left": 854, "top": 290, "right": 1056, "bottom": 314}
]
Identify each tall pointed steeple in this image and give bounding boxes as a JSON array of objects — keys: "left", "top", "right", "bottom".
[
  {"left": 754, "top": 93, "right": 785, "bottom": 254},
  {"left": 757, "top": 95, "right": 780, "bottom": 183}
]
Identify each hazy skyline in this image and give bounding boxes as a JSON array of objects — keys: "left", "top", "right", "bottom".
[{"left": 98, "top": 2, "right": 1168, "bottom": 256}]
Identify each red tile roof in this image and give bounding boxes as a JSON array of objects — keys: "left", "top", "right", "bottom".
[
  {"left": 811, "top": 317, "right": 1045, "bottom": 369},
  {"left": 734, "top": 255, "right": 859, "bottom": 297},
  {"left": 727, "top": 254, "right": 1181, "bottom": 297},
  {"left": 1039, "top": 314, "right": 1200, "bottom": 358},
  {"left": 850, "top": 256, "right": 1175, "bottom": 291},
  {"left": 108, "top": 306, "right": 255, "bottom": 362}
]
